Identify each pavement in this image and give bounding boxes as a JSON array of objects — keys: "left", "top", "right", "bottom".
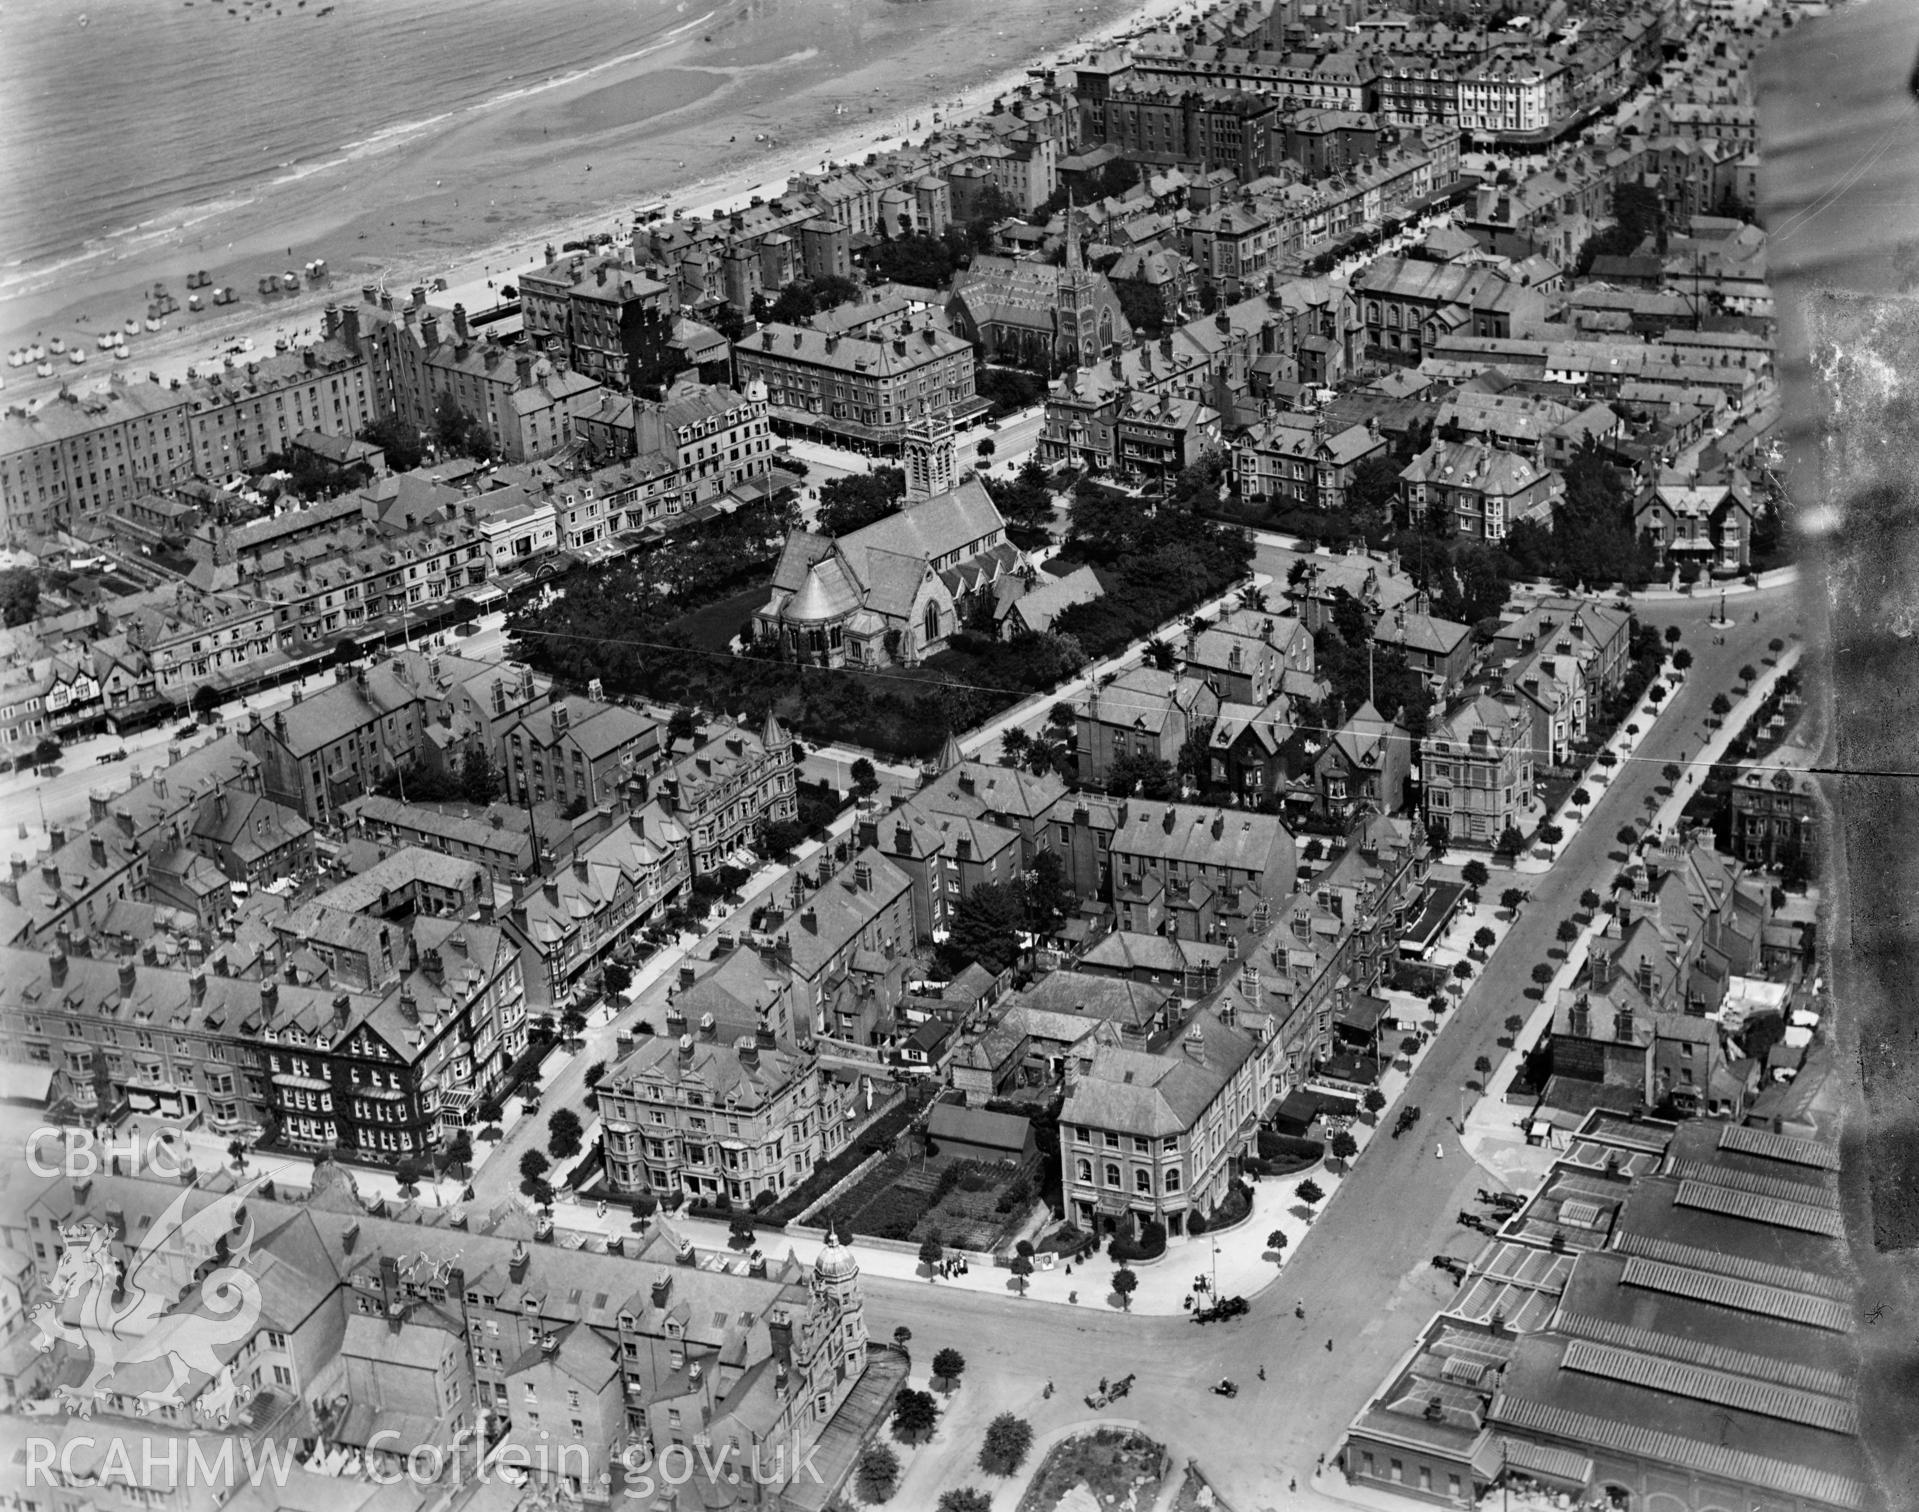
[
  {"left": 965, "top": 573, "right": 1270, "bottom": 765},
  {"left": 1463, "top": 641, "right": 1808, "bottom": 1173}
]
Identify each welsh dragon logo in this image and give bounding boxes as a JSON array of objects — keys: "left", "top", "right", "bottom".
[{"left": 32, "top": 1175, "right": 268, "bottom": 1421}]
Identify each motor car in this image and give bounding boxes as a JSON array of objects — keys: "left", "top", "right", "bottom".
[{"left": 96, "top": 749, "right": 128, "bottom": 764}]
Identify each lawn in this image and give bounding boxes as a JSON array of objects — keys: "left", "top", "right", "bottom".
[{"left": 1015, "top": 1427, "right": 1172, "bottom": 1512}]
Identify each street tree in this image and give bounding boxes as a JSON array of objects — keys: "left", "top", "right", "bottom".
[
  {"left": 1571, "top": 787, "right": 1591, "bottom": 807},
  {"left": 1555, "top": 919, "right": 1579, "bottom": 945},
  {"left": 1000, "top": 727, "right": 1031, "bottom": 767},
  {"left": 938, "top": 1492, "right": 993, "bottom": 1512},
  {"left": 1452, "top": 959, "right": 1473, "bottom": 983},
  {"left": 1579, "top": 888, "right": 1601, "bottom": 913},
  {"left": 1501, "top": 886, "right": 1526, "bottom": 915},
  {"left": 1296, "top": 1178, "right": 1325, "bottom": 1213},
  {"left": 893, "top": 1326, "right": 912, "bottom": 1349},
  {"left": 931, "top": 1348, "right": 967, "bottom": 1391},
  {"left": 1267, "top": 1230, "right": 1289, "bottom": 1262},
  {"left": 980, "top": 1414, "right": 1035, "bottom": 1477},
  {"left": 1329, "top": 1130, "right": 1359, "bottom": 1169},
  {"left": 1538, "top": 824, "right": 1564, "bottom": 846},
  {"left": 1709, "top": 693, "right": 1732, "bottom": 720},
  {"left": 1665, "top": 625, "right": 1682, "bottom": 647},
  {"left": 1505, "top": 1014, "right": 1526, "bottom": 1040},
  {"left": 1738, "top": 664, "right": 1757, "bottom": 686},
  {"left": 850, "top": 757, "right": 880, "bottom": 798},
  {"left": 1662, "top": 763, "right": 1682, "bottom": 784},
  {"left": 1648, "top": 684, "right": 1667, "bottom": 705},
  {"left": 1111, "top": 1267, "right": 1138, "bottom": 1311},
  {"left": 1474, "top": 1054, "right": 1494, "bottom": 1080},
  {"left": 1473, "top": 926, "right": 1497, "bottom": 954},
  {"left": 1460, "top": 859, "right": 1491, "bottom": 891},
  {"left": 1531, "top": 963, "right": 1556, "bottom": 987},
  {"left": 394, "top": 1155, "right": 424, "bottom": 1194},
  {"left": 1672, "top": 648, "right": 1693, "bottom": 672},
  {"left": 518, "top": 1150, "right": 550, "bottom": 1193},
  {"left": 1768, "top": 637, "right": 1785, "bottom": 654},
  {"left": 892, "top": 1388, "right": 939, "bottom": 1444},
  {"left": 228, "top": 1139, "right": 248, "bottom": 1171},
  {"left": 856, "top": 1444, "right": 901, "bottom": 1503},
  {"left": 1616, "top": 825, "right": 1637, "bottom": 847},
  {"left": 547, "top": 1108, "right": 585, "bottom": 1162},
  {"left": 1010, "top": 1254, "right": 1034, "bottom": 1297},
  {"left": 918, "top": 1235, "right": 944, "bottom": 1274},
  {"left": 976, "top": 439, "right": 996, "bottom": 461},
  {"left": 1363, "top": 1088, "right": 1387, "bottom": 1117},
  {"left": 1402, "top": 1034, "right": 1424, "bottom": 1059}
]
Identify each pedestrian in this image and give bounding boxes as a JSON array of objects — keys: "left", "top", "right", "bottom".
[
  {"left": 1257, "top": 1365, "right": 1266, "bottom": 1381},
  {"left": 1290, "top": 1478, "right": 1297, "bottom": 1494},
  {"left": 1326, "top": 1338, "right": 1333, "bottom": 1352}
]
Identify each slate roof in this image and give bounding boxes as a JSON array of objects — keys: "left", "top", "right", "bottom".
[{"left": 1062, "top": 1006, "right": 1257, "bottom": 1136}]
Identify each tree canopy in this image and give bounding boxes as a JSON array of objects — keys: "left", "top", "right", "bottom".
[
  {"left": 818, "top": 467, "right": 906, "bottom": 538},
  {"left": 0, "top": 568, "right": 39, "bottom": 628}
]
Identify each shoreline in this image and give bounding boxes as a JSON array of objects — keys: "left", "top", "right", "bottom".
[{"left": 2, "top": 0, "right": 1191, "bottom": 398}]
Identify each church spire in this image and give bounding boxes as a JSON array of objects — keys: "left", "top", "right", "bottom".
[{"left": 1064, "top": 189, "right": 1082, "bottom": 273}]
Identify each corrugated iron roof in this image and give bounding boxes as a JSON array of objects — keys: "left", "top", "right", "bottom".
[
  {"left": 1619, "top": 1255, "right": 1854, "bottom": 1333},
  {"left": 1490, "top": 1396, "right": 1863, "bottom": 1508},
  {"left": 1674, "top": 1178, "right": 1845, "bottom": 1237},
  {"left": 1614, "top": 1231, "right": 1853, "bottom": 1301},
  {"left": 1665, "top": 1157, "right": 1838, "bottom": 1209},
  {"left": 1550, "top": 1310, "right": 1854, "bottom": 1399},
  {"left": 1560, "top": 1339, "right": 1858, "bottom": 1435},
  {"left": 1718, "top": 1123, "right": 1839, "bottom": 1169}
]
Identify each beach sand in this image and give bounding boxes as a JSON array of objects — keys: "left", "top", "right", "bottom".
[{"left": 3, "top": 0, "right": 1194, "bottom": 391}]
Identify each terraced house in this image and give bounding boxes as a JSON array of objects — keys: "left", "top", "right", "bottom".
[
  {"left": 504, "top": 804, "right": 693, "bottom": 1013},
  {"left": 1422, "top": 692, "right": 1533, "bottom": 846},
  {"left": 503, "top": 695, "right": 662, "bottom": 814},
  {"left": 0, "top": 856, "right": 521, "bottom": 1151},
  {"left": 733, "top": 320, "right": 984, "bottom": 452},
  {"left": 1205, "top": 813, "right": 1429, "bottom": 1105},
  {"left": 597, "top": 1021, "right": 852, "bottom": 1204},
  {"left": 652, "top": 713, "right": 798, "bottom": 877},
  {"left": 19, "top": 1172, "right": 883, "bottom": 1511}
]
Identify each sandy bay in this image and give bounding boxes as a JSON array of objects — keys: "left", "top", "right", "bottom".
[{"left": 3, "top": 0, "right": 1189, "bottom": 389}]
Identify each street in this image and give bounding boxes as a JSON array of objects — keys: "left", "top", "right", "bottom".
[{"left": 858, "top": 576, "right": 1804, "bottom": 1510}]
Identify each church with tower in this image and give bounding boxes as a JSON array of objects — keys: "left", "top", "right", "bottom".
[
  {"left": 755, "top": 415, "right": 1023, "bottom": 668},
  {"left": 945, "top": 205, "right": 1133, "bottom": 374}
]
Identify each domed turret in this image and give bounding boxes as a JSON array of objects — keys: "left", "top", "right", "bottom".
[{"left": 814, "top": 1232, "right": 859, "bottom": 1285}]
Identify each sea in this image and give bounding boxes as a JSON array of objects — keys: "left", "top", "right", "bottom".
[{"left": 0, "top": 0, "right": 726, "bottom": 299}]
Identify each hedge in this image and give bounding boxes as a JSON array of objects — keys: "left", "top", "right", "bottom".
[
  {"left": 1110, "top": 1219, "right": 1167, "bottom": 1264},
  {"left": 1257, "top": 1131, "right": 1325, "bottom": 1164}
]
